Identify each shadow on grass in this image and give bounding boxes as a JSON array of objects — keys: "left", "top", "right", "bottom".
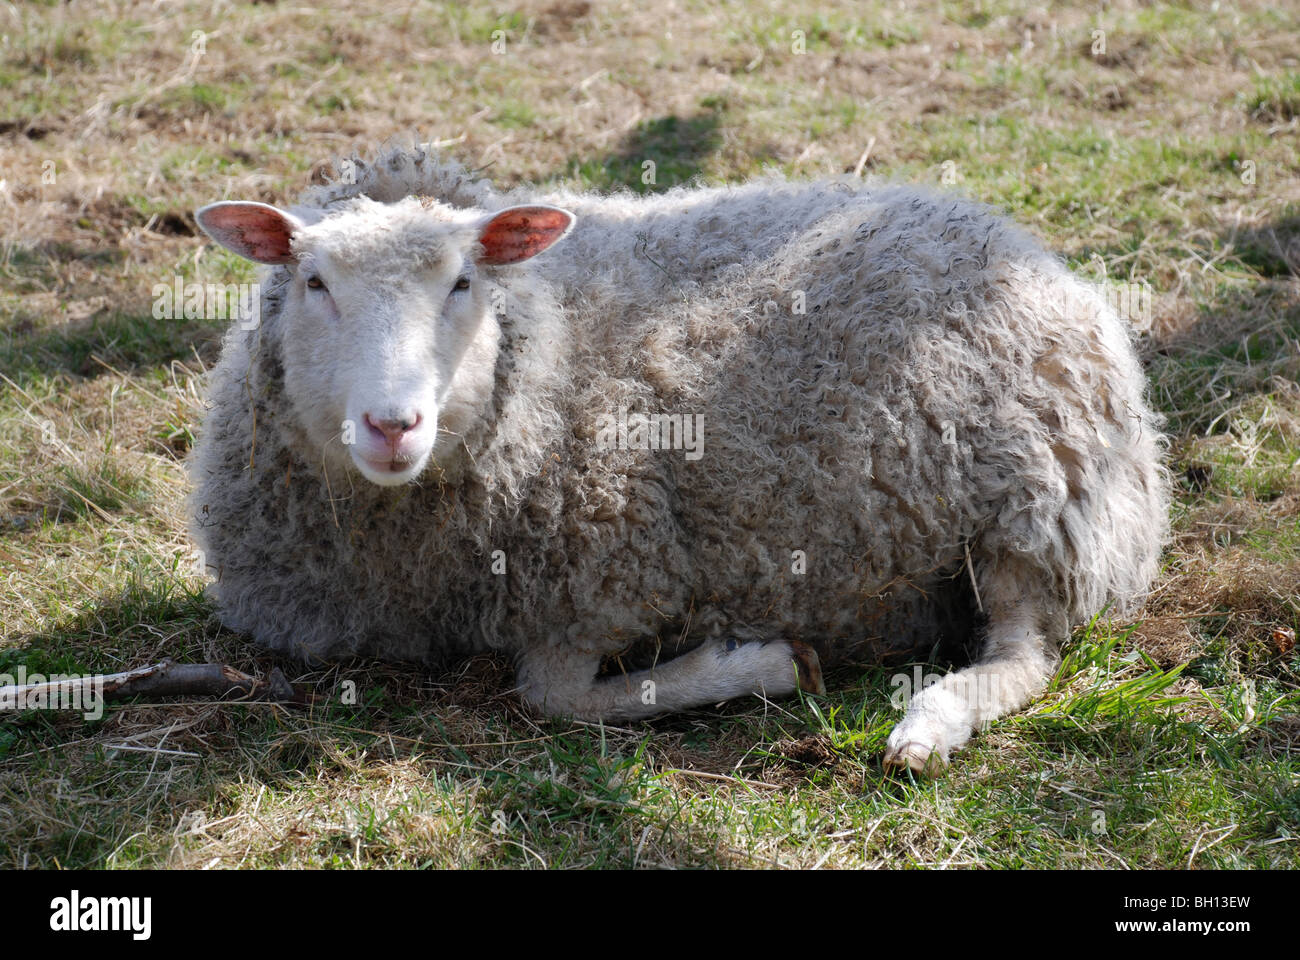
[
  {"left": 1135, "top": 211, "right": 1300, "bottom": 510},
  {"left": 1229, "top": 213, "right": 1300, "bottom": 280},
  {"left": 1070, "top": 211, "right": 1300, "bottom": 439},
  {"left": 0, "top": 579, "right": 791, "bottom": 867},
  {"left": 1, "top": 308, "right": 223, "bottom": 379},
  {"left": 553, "top": 109, "right": 724, "bottom": 194}
]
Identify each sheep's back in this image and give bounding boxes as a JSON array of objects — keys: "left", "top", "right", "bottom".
[{"left": 568, "top": 187, "right": 1166, "bottom": 660}]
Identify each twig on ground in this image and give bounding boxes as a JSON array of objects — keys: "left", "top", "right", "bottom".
[{"left": 0, "top": 659, "right": 309, "bottom": 709}]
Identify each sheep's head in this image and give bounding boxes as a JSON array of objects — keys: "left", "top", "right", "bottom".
[{"left": 194, "top": 196, "right": 574, "bottom": 486}]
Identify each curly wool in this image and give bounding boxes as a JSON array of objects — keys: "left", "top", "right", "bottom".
[{"left": 189, "top": 143, "right": 1170, "bottom": 674}]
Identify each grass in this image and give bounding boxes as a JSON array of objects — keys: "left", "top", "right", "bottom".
[
  {"left": 1, "top": 0, "right": 1298, "bottom": 869},
  {"left": 1244, "top": 72, "right": 1300, "bottom": 123}
]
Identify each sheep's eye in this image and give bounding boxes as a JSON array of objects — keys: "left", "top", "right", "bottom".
[
  {"left": 453, "top": 276, "right": 471, "bottom": 292},
  {"left": 306, "top": 275, "right": 326, "bottom": 291}
]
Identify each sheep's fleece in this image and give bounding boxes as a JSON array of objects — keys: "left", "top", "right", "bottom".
[{"left": 190, "top": 143, "right": 1169, "bottom": 772}]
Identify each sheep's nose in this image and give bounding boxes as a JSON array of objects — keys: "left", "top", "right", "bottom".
[{"left": 365, "top": 411, "right": 422, "bottom": 445}]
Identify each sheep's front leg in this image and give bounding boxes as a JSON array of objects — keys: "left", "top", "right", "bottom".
[
  {"left": 518, "top": 637, "right": 825, "bottom": 721},
  {"left": 883, "top": 564, "right": 1062, "bottom": 775}
]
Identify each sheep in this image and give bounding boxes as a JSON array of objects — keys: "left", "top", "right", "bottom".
[{"left": 189, "top": 142, "right": 1169, "bottom": 773}]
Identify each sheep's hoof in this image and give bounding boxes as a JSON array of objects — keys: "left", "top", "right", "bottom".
[
  {"left": 882, "top": 740, "right": 947, "bottom": 777},
  {"left": 789, "top": 640, "right": 826, "bottom": 695}
]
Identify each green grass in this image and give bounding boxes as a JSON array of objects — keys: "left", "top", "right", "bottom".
[{"left": 1243, "top": 71, "right": 1300, "bottom": 123}]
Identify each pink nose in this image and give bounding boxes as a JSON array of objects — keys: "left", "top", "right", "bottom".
[{"left": 365, "top": 411, "right": 422, "bottom": 445}]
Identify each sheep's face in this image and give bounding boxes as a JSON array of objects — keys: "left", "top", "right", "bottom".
[{"left": 195, "top": 196, "right": 574, "bottom": 486}]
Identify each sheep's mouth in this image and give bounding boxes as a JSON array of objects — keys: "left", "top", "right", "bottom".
[
  {"left": 352, "top": 446, "right": 432, "bottom": 487},
  {"left": 361, "top": 455, "right": 416, "bottom": 473}
]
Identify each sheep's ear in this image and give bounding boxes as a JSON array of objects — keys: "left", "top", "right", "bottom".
[
  {"left": 194, "top": 201, "right": 312, "bottom": 264},
  {"left": 476, "top": 205, "right": 576, "bottom": 265}
]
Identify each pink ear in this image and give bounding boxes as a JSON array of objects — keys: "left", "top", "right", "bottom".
[
  {"left": 477, "top": 205, "right": 576, "bottom": 265},
  {"left": 195, "top": 202, "right": 305, "bottom": 264}
]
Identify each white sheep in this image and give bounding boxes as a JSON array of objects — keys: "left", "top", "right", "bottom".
[{"left": 190, "top": 143, "right": 1169, "bottom": 773}]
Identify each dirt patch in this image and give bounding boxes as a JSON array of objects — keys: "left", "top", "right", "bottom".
[{"left": 770, "top": 734, "right": 839, "bottom": 770}]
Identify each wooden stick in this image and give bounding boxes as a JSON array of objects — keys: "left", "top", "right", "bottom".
[
  {"left": 853, "top": 136, "right": 877, "bottom": 177},
  {"left": 0, "top": 659, "right": 307, "bottom": 709}
]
